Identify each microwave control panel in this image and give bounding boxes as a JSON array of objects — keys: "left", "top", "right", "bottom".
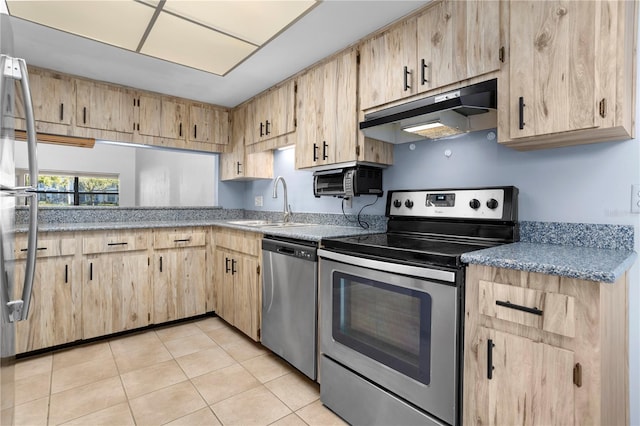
[{"left": 387, "top": 187, "right": 518, "bottom": 221}]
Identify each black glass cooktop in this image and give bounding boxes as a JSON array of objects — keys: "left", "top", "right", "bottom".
[{"left": 321, "top": 232, "right": 496, "bottom": 268}]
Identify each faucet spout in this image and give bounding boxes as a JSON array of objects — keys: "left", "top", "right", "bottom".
[{"left": 272, "top": 176, "right": 291, "bottom": 223}]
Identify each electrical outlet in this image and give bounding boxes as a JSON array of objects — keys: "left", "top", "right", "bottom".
[
  {"left": 255, "top": 195, "right": 263, "bottom": 207},
  {"left": 632, "top": 184, "right": 640, "bottom": 213}
]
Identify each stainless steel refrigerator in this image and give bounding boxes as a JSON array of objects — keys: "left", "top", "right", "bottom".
[{"left": 0, "top": 13, "right": 39, "bottom": 426}]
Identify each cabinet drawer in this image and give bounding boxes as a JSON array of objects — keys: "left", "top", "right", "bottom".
[
  {"left": 82, "top": 231, "right": 150, "bottom": 254},
  {"left": 14, "top": 235, "right": 76, "bottom": 259},
  {"left": 153, "top": 229, "right": 206, "bottom": 249},
  {"left": 478, "top": 280, "right": 575, "bottom": 338},
  {"left": 215, "top": 229, "right": 260, "bottom": 256}
]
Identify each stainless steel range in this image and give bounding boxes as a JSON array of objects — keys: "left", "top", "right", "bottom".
[{"left": 318, "top": 186, "right": 518, "bottom": 426}]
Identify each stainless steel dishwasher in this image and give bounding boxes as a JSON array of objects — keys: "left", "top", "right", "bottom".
[{"left": 261, "top": 236, "right": 318, "bottom": 380}]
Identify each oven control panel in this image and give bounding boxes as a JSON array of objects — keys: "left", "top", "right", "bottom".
[{"left": 387, "top": 187, "right": 517, "bottom": 220}]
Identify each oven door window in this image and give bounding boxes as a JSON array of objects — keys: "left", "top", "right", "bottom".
[{"left": 332, "top": 271, "right": 432, "bottom": 385}]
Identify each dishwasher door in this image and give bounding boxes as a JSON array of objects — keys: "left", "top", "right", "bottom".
[{"left": 261, "top": 237, "right": 318, "bottom": 380}]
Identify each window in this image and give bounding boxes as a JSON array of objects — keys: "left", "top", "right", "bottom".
[{"left": 17, "top": 171, "right": 120, "bottom": 206}]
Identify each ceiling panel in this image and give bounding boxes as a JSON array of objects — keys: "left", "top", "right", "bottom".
[
  {"left": 6, "top": 0, "right": 154, "bottom": 50},
  {"left": 141, "top": 11, "right": 257, "bottom": 75},
  {"left": 161, "top": 0, "right": 317, "bottom": 45}
]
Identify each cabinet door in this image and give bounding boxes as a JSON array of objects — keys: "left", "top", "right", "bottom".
[
  {"left": 233, "top": 255, "right": 260, "bottom": 341},
  {"left": 116, "top": 252, "right": 152, "bottom": 331},
  {"left": 416, "top": 0, "right": 500, "bottom": 93},
  {"left": 14, "top": 257, "right": 78, "bottom": 353},
  {"left": 359, "top": 17, "right": 417, "bottom": 110},
  {"left": 214, "top": 249, "right": 234, "bottom": 323},
  {"left": 82, "top": 256, "right": 113, "bottom": 339},
  {"left": 138, "top": 94, "right": 162, "bottom": 137},
  {"left": 475, "top": 327, "right": 575, "bottom": 425},
  {"left": 76, "top": 80, "right": 133, "bottom": 133},
  {"left": 209, "top": 108, "right": 229, "bottom": 145},
  {"left": 267, "top": 80, "right": 296, "bottom": 140},
  {"left": 177, "top": 247, "right": 207, "bottom": 319},
  {"left": 139, "top": 95, "right": 186, "bottom": 140},
  {"left": 509, "top": 1, "right": 597, "bottom": 139},
  {"left": 221, "top": 106, "right": 246, "bottom": 180},
  {"left": 295, "top": 65, "right": 324, "bottom": 169},
  {"left": 15, "top": 71, "right": 74, "bottom": 127},
  {"left": 188, "top": 105, "right": 212, "bottom": 143}
]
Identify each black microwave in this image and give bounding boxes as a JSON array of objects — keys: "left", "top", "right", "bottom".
[{"left": 313, "top": 165, "right": 383, "bottom": 198}]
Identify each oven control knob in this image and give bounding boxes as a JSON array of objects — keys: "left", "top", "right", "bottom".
[
  {"left": 393, "top": 199, "right": 402, "bottom": 208},
  {"left": 469, "top": 199, "right": 481, "bottom": 210},
  {"left": 404, "top": 199, "right": 414, "bottom": 208},
  {"left": 486, "top": 198, "right": 499, "bottom": 209}
]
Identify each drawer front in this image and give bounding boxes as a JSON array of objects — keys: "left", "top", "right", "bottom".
[
  {"left": 478, "top": 280, "right": 575, "bottom": 338},
  {"left": 215, "top": 229, "right": 260, "bottom": 256},
  {"left": 82, "top": 231, "right": 150, "bottom": 254},
  {"left": 153, "top": 229, "right": 206, "bottom": 249},
  {"left": 14, "top": 236, "right": 76, "bottom": 259}
]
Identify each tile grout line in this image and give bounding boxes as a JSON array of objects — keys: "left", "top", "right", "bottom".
[{"left": 107, "top": 335, "right": 139, "bottom": 426}]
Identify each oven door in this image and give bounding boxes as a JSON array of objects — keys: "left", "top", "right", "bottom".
[{"left": 318, "top": 249, "right": 460, "bottom": 425}]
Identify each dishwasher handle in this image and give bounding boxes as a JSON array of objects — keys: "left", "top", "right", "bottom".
[{"left": 276, "top": 247, "right": 295, "bottom": 255}]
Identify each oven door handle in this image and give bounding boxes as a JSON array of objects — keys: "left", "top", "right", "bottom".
[{"left": 317, "top": 249, "right": 455, "bottom": 283}]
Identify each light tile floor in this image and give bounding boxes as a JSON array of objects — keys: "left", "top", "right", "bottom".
[{"left": 14, "top": 317, "right": 347, "bottom": 426}]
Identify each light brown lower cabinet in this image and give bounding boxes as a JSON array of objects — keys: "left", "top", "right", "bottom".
[
  {"left": 153, "top": 229, "right": 207, "bottom": 323},
  {"left": 463, "top": 264, "right": 629, "bottom": 425},
  {"left": 81, "top": 230, "right": 152, "bottom": 339},
  {"left": 13, "top": 234, "right": 80, "bottom": 353},
  {"left": 213, "top": 228, "right": 261, "bottom": 341}
]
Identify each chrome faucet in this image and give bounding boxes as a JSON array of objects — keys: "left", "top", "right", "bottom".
[{"left": 272, "top": 176, "right": 292, "bottom": 223}]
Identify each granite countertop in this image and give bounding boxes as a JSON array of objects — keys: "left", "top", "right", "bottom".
[
  {"left": 461, "top": 242, "right": 637, "bottom": 283},
  {"left": 20, "top": 220, "right": 380, "bottom": 242}
]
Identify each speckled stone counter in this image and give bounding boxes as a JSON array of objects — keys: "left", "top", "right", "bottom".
[{"left": 461, "top": 221, "right": 637, "bottom": 283}]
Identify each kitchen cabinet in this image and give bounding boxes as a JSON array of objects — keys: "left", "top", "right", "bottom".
[
  {"left": 12, "top": 234, "right": 80, "bottom": 353},
  {"left": 213, "top": 228, "right": 261, "bottom": 341},
  {"left": 245, "top": 79, "right": 296, "bottom": 145},
  {"left": 152, "top": 228, "right": 207, "bottom": 323},
  {"left": 499, "top": 0, "right": 636, "bottom": 149},
  {"left": 296, "top": 49, "right": 393, "bottom": 169},
  {"left": 188, "top": 104, "right": 229, "bottom": 146},
  {"left": 81, "top": 230, "right": 152, "bottom": 339},
  {"left": 221, "top": 104, "right": 273, "bottom": 181},
  {"left": 14, "top": 68, "right": 74, "bottom": 132},
  {"left": 138, "top": 94, "right": 187, "bottom": 140},
  {"left": 75, "top": 79, "right": 134, "bottom": 134},
  {"left": 463, "top": 264, "right": 629, "bottom": 425},
  {"left": 359, "top": 0, "right": 501, "bottom": 110}
]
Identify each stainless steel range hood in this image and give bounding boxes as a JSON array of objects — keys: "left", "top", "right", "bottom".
[{"left": 360, "top": 79, "right": 497, "bottom": 144}]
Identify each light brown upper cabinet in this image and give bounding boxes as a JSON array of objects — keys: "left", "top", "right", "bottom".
[
  {"left": 245, "top": 79, "right": 296, "bottom": 145},
  {"left": 188, "top": 104, "right": 229, "bottom": 145},
  {"left": 500, "top": 0, "right": 636, "bottom": 149},
  {"left": 138, "top": 94, "right": 187, "bottom": 140},
  {"left": 360, "top": 0, "right": 501, "bottom": 111},
  {"left": 15, "top": 68, "right": 74, "bottom": 131},
  {"left": 221, "top": 104, "right": 273, "bottom": 181},
  {"left": 296, "top": 49, "right": 359, "bottom": 169},
  {"left": 75, "top": 80, "right": 134, "bottom": 134}
]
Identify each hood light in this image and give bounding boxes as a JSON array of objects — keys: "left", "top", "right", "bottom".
[{"left": 402, "top": 121, "right": 464, "bottom": 139}]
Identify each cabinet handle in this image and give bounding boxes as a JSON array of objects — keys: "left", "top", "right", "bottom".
[
  {"left": 174, "top": 238, "right": 191, "bottom": 243},
  {"left": 194, "top": 124, "right": 197, "bottom": 139},
  {"left": 231, "top": 259, "right": 237, "bottom": 275},
  {"left": 322, "top": 141, "right": 328, "bottom": 160},
  {"left": 599, "top": 98, "right": 607, "bottom": 118},
  {"left": 60, "top": 103, "right": 64, "bottom": 121},
  {"left": 225, "top": 257, "right": 230, "bottom": 273},
  {"left": 236, "top": 161, "right": 242, "bottom": 175},
  {"left": 179, "top": 122, "right": 183, "bottom": 137},
  {"left": 496, "top": 300, "right": 543, "bottom": 316},
  {"left": 259, "top": 122, "right": 264, "bottom": 137},
  {"left": 420, "top": 59, "right": 429, "bottom": 85},
  {"left": 573, "top": 363, "right": 582, "bottom": 387},
  {"left": 83, "top": 107, "right": 87, "bottom": 124},
  {"left": 265, "top": 120, "right": 271, "bottom": 135},
  {"left": 487, "top": 339, "right": 495, "bottom": 379},
  {"left": 89, "top": 262, "right": 93, "bottom": 281},
  {"left": 107, "top": 242, "right": 128, "bottom": 247},
  {"left": 65, "top": 264, "right": 68, "bottom": 283},
  {"left": 313, "top": 143, "right": 318, "bottom": 162},
  {"left": 403, "top": 66, "right": 411, "bottom": 91},
  {"left": 21, "top": 247, "right": 46, "bottom": 252},
  {"left": 159, "top": 256, "right": 163, "bottom": 272},
  {"left": 518, "top": 97, "right": 525, "bottom": 130}
]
